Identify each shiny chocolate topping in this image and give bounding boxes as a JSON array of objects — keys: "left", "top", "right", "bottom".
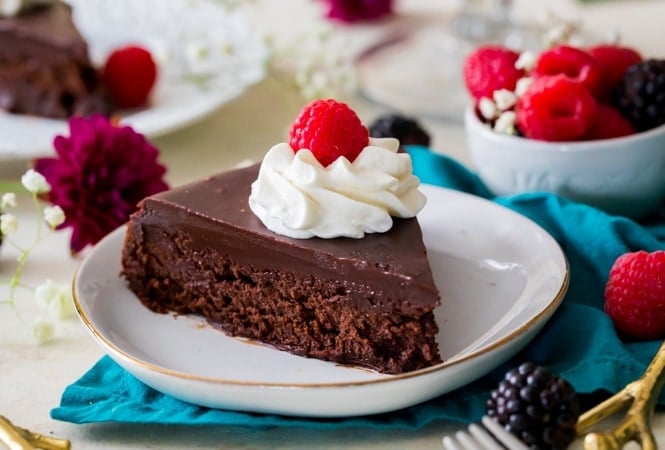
[{"left": 136, "top": 164, "right": 440, "bottom": 312}]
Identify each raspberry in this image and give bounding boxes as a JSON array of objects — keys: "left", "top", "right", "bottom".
[
  {"left": 486, "top": 362, "right": 580, "bottom": 450},
  {"left": 288, "top": 99, "right": 369, "bottom": 167},
  {"left": 533, "top": 45, "right": 604, "bottom": 98},
  {"left": 588, "top": 45, "right": 642, "bottom": 99},
  {"left": 516, "top": 75, "right": 598, "bottom": 141},
  {"left": 368, "top": 113, "right": 431, "bottom": 147},
  {"left": 103, "top": 45, "right": 158, "bottom": 109},
  {"left": 604, "top": 250, "right": 665, "bottom": 340},
  {"left": 463, "top": 46, "right": 525, "bottom": 101},
  {"left": 585, "top": 104, "right": 635, "bottom": 140}
]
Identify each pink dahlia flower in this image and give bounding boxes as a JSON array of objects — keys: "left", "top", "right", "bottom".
[
  {"left": 323, "top": 0, "right": 394, "bottom": 23},
  {"left": 34, "top": 115, "right": 168, "bottom": 253}
]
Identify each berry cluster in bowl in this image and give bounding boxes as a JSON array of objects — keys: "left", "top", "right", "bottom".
[{"left": 463, "top": 41, "right": 665, "bottom": 142}]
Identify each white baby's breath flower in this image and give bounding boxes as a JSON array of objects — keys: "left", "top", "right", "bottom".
[
  {"left": 2, "top": 171, "right": 73, "bottom": 343},
  {"left": 478, "top": 97, "right": 498, "bottom": 120},
  {"left": 515, "top": 51, "right": 537, "bottom": 72},
  {"left": 300, "top": 84, "right": 318, "bottom": 102},
  {"left": 494, "top": 111, "right": 517, "bottom": 135},
  {"left": 274, "top": 23, "right": 356, "bottom": 101},
  {"left": 43, "top": 205, "right": 65, "bottom": 229},
  {"left": 1, "top": 192, "right": 16, "bottom": 209},
  {"left": 0, "top": 213, "right": 18, "bottom": 235},
  {"left": 515, "top": 77, "right": 534, "bottom": 97},
  {"left": 309, "top": 71, "right": 329, "bottom": 93},
  {"left": 32, "top": 319, "right": 55, "bottom": 344},
  {"left": 210, "top": 0, "right": 256, "bottom": 10},
  {"left": 294, "top": 60, "right": 355, "bottom": 100},
  {"left": 543, "top": 22, "right": 577, "bottom": 48},
  {"left": 146, "top": 38, "right": 172, "bottom": 67},
  {"left": 493, "top": 89, "right": 517, "bottom": 111},
  {"left": 21, "top": 169, "right": 51, "bottom": 194},
  {"left": 184, "top": 39, "right": 213, "bottom": 76},
  {"left": 187, "top": 41, "right": 210, "bottom": 60},
  {"left": 35, "top": 279, "right": 75, "bottom": 319}
]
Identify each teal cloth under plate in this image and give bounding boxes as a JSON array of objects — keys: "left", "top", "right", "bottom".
[{"left": 51, "top": 146, "right": 665, "bottom": 428}]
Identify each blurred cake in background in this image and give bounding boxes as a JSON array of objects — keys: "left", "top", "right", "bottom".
[{"left": 0, "top": 0, "right": 113, "bottom": 118}]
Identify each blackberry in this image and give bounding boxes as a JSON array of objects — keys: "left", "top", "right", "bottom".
[
  {"left": 486, "top": 362, "right": 580, "bottom": 450},
  {"left": 368, "top": 114, "right": 431, "bottom": 147},
  {"left": 615, "top": 58, "right": 665, "bottom": 131}
]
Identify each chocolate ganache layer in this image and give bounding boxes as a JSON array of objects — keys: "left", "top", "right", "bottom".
[{"left": 121, "top": 163, "right": 442, "bottom": 374}]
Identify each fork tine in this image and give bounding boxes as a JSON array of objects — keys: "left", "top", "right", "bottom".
[
  {"left": 442, "top": 433, "right": 475, "bottom": 450},
  {"left": 442, "top": 429, "right": 500, "bottom": 450},
  {"left": 457, "top": 429, "right": 484, "bottom": 449},
  {"left": 442, "top": 421, "right": 504, "bottom": 450},
  {"left": 441, "top": 435, "right": 462, "bottom": 450},
  {"left": 481, "top": 416, "right": 530, "bottom": 450},
  {"left": 442, "top": 416, "right": 531, "bottom": 450},
  {"left": 468, "top": 423, "right": 505, "bottom": 450}
]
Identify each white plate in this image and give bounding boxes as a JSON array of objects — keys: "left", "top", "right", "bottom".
[
  {"left": 0, "top": 0, "right": 267, "bottom": 160},
  {"left": 74, "top": 185, "right": 568, "bottom": 418}
]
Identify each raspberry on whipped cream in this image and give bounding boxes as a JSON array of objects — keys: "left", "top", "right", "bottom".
[{"left": 248, "top": 137, "right": 426, "bottom": 239}]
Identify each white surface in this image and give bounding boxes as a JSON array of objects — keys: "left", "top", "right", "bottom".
[
  {"left": 465, "top": 107, "right": 665, "bottom": 219},
  {"left": 74, "top": 185, "right": 567, "bottom": 417},
  {"left": 0, "top": 0, "right": 267, "bottom": 160},
  {"left": 2, "top": 0, "right": 665, "bottom": 448}
]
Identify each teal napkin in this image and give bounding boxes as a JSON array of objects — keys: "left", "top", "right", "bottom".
[{"left": 51, "top": 146, "right": 665, "bottom": 427}]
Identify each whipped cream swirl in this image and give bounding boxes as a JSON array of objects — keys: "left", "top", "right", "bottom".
[{"left": 249, "top": 137, "right": 426, "bottom": 239}]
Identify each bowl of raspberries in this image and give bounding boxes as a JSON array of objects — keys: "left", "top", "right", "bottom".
[{"left": 463, "top": 42, "right": 665, "bottom": 219}]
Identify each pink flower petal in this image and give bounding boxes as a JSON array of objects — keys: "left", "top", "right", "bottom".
[{"left": 34, "top": 115, "right": 169, "bottom": 253}]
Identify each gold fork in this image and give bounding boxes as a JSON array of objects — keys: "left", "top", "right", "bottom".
[
  {"left": 0, "top": 415, "right": 70, "bottom": 450},
  {"left": 577, "top": 340, "right": 665, "bottom": 450}
]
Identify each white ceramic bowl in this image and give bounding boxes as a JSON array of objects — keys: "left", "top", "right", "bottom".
[{"left": 465, "top": 106, "right": 665, "bottom": 219}]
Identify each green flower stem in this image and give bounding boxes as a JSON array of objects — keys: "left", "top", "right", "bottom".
[
  {"left": 0, "top": 279, "right": 31, "bottom": 289},
  {"left": 31, "top": 192, "right": 43, "bottom": 239},
  {"left": 7, "top": 233, "right": 50, "bottom": 302},
  {"left": 5, "top": 234, "right": 47, "bottom": 326},
  {"left": 9, "top": 243, "right": 31, "bottom": 306},
  {"left": 4, "top": 193, "right": 48, "bottom": 320}
]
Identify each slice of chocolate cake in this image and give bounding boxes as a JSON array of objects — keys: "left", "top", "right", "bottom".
[
  {"left": 121, "top": 163, "right": 442, "bottom": 374},
  {"left": 0, "top": 1, "right": 113, "bottom": 118}
]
